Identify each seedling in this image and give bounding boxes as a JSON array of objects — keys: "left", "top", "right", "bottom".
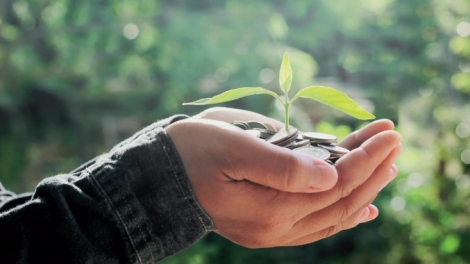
[{"left": 184, "top": 53, "right": 375, "bottom": 130}]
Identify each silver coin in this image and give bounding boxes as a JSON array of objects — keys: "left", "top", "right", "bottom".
[
  {"left": 329, "top": 153, "right": 344, "bottom": 158},
  {"left": 276, "top": 133, "right": 298, "bottom": 147},
  {"left": 233, "top": 123, "right": 248, "bottom": 130},
  {"left": 257, "top": 129, "right": 273, "bottom": 139},
  {"left": 294, "top": 146, "right": 330, "bottom": 160},
  {"left": 295, "top": 139, "right": 310, "bottom": 148},
  {"left": 328, "top": 157, "right": 339, "bottom": 164},
  {"left": 285, "top": 139, "right": 310, "bottom": 149},
  {"left": 310, "top": 142, "right": 338, "bottom": 147},
  {"left": 247, "top": 121, "right": 268, "bottom": 130},
  {"left": 319, "top": 145, "right": 349, "bottom": 154},
  {"left": 231, "top": 121, "right": 249, "bottom": 130},
  {"left": 267, "top": 127, "right": 298, "bottom": 145},
  {"left": 264, "top": 123, "right": 275, "bottom": 131},
  {"left": 309, "top": 139, "right": 337, "bottom": 144},
  {"left": 252, "top": 128, "right": 275, "bottom": 135},
  {"left": 302, "top": 132, "right": 337, "bottom": 141},
  {"left": 317, "top": 142, "right": 338, "bottom": 146},
  {"left": 284, "top": 141, "right": 297, "bottom": 149}
]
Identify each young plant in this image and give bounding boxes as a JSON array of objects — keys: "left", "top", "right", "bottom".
[{"left": 184, "top": 53, "right": 375, "bottom": 130}]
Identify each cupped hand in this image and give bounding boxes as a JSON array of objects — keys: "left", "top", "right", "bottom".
[{"left": 165, "top": 116, "right": 401, "bottom": 248}]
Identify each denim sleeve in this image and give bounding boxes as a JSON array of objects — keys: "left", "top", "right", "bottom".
[{"left": 0, "top": 115, "right": 215, "bottom": 264}]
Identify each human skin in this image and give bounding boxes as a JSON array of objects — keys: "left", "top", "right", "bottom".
[{"left": 165, "top": 107, "right": 401, "bottom": 248}]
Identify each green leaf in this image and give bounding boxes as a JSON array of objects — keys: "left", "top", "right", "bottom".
[
  {"left": 290, "top": 86, "right": 375, "bottom": 119},
  {"left": 279, "top": 52, "right": 292, "bottom": 94},
  {"left": 183, "top": 87, "right": 283, "bottom": 105}
]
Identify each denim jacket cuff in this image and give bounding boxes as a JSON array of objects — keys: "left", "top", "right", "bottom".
[{"left": 85, "top": 115, "right": 214, "bottom": 263}]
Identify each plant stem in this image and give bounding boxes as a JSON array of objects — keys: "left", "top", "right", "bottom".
[
  {"left": 284, "top": 92, "right": 289, "bottom": 130},
  {"left": 284, "top": 104, "right": 289, "bottom": 130}
]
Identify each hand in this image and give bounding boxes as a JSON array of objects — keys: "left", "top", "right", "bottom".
[
  {"left": 193, "top": 106, "right": 397, "bottom": 227},
  {"left": 165, "top": 115, "right": 401, "bottom": 248}
]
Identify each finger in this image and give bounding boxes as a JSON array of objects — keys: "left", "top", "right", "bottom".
[
  {"left": 340, "top": 204, "right": 379, "bottom": 233},
  {"left": 269, "top": 130, "right": 401, "bottom": 221},
  {"left": 356, "top": 204, "right": 378, "bottom": 224},
  {"left": 287, "top": 143, "right": 401, "bottom": 237},
  {"left": 380, "top": 164, "right": 398, "bottom": 191},
  {"left": 340, "top": 119, "right": 395, "bottom": 150},
  {"left": 355, "top": 206, "right": 371, "bottom": 223},
  {"left": 230, "top": 137, "right": 339, "bottom": 193},
  {"left": 282, "top": 200, "right": 377, "bottom": 246}
]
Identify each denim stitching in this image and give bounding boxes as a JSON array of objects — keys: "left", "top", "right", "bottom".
[
  {"left": 157, "top": 137, "right": 187, "bottom": 199},
  {"left": 198, "top": 217, "right": 216, "bottom": 232},
  {"left": 108, "top": 179, "right": 155, "bottom": 263},
  {"left": 157, "top": 133, "right": 216, "bottom": 233},
  {"left": 86, "top": 168, "right": 144, "bottom": 264}
]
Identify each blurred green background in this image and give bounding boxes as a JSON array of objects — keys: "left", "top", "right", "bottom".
[{"left": 1, "top": 0, "right": 470, "bottom": 263}]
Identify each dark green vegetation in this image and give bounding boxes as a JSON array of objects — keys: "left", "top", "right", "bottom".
[{"left": 1, "top": 0, "right": 469, "bottom": 263}]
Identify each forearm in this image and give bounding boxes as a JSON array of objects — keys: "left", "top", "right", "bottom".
[{"left": 0, "top": 115, "right": 214, "bottom": 263}]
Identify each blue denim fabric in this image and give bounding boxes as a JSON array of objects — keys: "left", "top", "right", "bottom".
[{"left": 0, "top": 115, "right": 214, "bottom": 263}]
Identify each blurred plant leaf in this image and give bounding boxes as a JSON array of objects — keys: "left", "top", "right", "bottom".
[
  {"left": 183, "top": 87, "right": 283, "bottom": 105},
  {"left": 290, "top": 86, "right": 375, "bottom": 119}
]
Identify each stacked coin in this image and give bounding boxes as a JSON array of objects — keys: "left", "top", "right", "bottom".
[{"left": 231, "top": 121, "right": 350, "bottom": 164}]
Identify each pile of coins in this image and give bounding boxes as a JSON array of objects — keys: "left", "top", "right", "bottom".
[{"left": 231, "top": 121, "right": 350, "bottom": 164}]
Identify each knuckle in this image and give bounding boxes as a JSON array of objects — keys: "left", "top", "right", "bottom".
[
  {"left": 284, "top": 154, "right": 301, "bottom": 190},
  {"left": 332, "top": 175, "right": 353, "bottom": 202},
  {"left": 336, "top": 202, "right": 355, "bottom": 223},
  {"left": 359, "top": 146, "right": 374, "bottom": 161},
  {"left": 340, "top": 183, "right": 354, "bottom": 199}
]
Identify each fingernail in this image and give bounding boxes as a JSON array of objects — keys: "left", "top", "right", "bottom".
[{"left": 354, "top": 207, "right": 370, "bottom": 224}]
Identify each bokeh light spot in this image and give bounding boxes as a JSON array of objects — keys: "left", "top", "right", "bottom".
[
  {"left": 422, "top": 26, "right": 437, "bottom": 42},
  {"left": 214, "top": 68, "right": 230, "bottom": 83},
  {"left": 456, "top": 22, "right": 470, "bottom": 37},
  {"left": 407, "top": 173, "right": 424, "bottom": 187},
  {"left": 456, "top": 123, "right": 470, "bottom": 138},
  {"left": 396, "top": 179, "right": 409, "bottom": 193},
  {"left": 439, "top": 234, "right": 460, "bottom": 254},
  {"left": 455, "top": 175, "right": 470, "bottom": 189},
  {"left": 419, "top": 87, "right": 433, "bottom": 97},
  {"left": 458, "top": 61, "right": 470, "bottom": 73},
  {"left": 1, "top": 25, "right": 19, "bottom": 41},
  {"left": 439, "top": 12, "right": 454, "bottom": 27},
  {"left": 391, "top": 196, "right": 406, "bottom": 211},
  {"left": 234, "top": 41, "right": 248, "bottom": 55},
  {"left": 259, "top": 68, "right": 275, "bottom": 84},
  {"left": 123, "top": 23, "right": 139, "bottom": 40},
  {"left": 461, "top": 149, "right": 470, "bottom": 164},
  {"left": 267, "top": 13, "right": 288, "bottom": 39}
]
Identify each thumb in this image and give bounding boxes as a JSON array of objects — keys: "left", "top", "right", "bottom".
[{"left": 231, "top": 136, "right": 338, "bottom": 193}]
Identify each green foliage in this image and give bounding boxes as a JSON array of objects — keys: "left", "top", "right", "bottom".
[
  {"left": 290, "top": 86, "right": 375, "bottom": 119},
  {"left": 183, "top": 87, "right": 283, "bottom": 105},
  {"left": 0, "top": 0, "right": 470, "bottom": 263},
  {"left": 185, "top": 53, "right": 374, "bottom": 129}
]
